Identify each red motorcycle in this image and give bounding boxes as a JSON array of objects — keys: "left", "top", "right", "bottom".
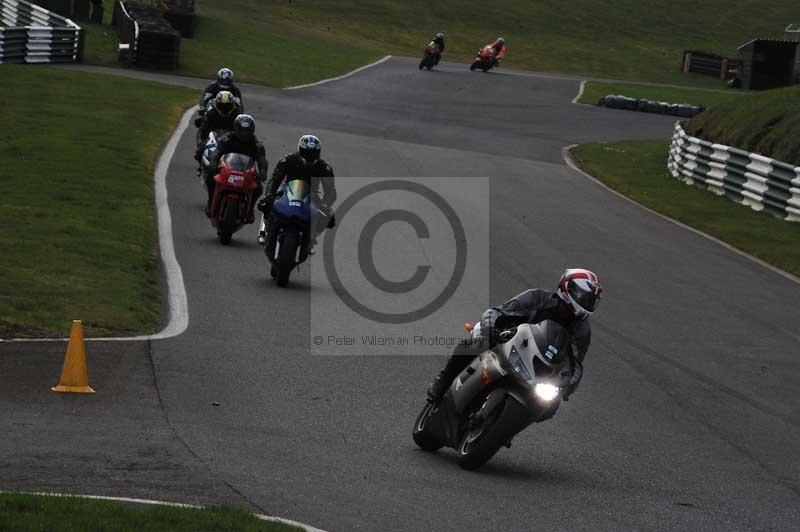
[
  {"left": 209, "top": 152, "right": 260, "bottom": 245},
  {"left": 419, "top": 41, "right": 442, "bottom": 70},
  {"left": 470, "top": 45, "right": 499, "bottom": 72}
]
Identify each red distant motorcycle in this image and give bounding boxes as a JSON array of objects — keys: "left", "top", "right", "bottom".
[
  {"left": 419, "top": 41, "right": 442, "bottom": 70},
  {"left": 209, "top": 152, "right": 259, "bottom": 245},
  {"left": 470, "top": 45, "right": 499, "bottom": 72}
]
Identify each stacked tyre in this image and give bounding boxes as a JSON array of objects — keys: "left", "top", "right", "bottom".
[{"left": 599, "top": 94, "right": 704, "bottom": 118}]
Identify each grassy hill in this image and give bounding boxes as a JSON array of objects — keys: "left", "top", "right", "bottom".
[
  {"left": 0, "top": 66, "right": 195, "bottom": 338},
  {"left": 686, "top": 85, "right": 800, "bottom": 165},
  {"left": 82, "top": 0, "right": 799, "bottom": 87}
]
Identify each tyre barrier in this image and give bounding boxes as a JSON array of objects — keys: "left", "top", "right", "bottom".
[
  {"left": 161, "top": 0, "right": 195, "bottom": 38},
  {"left": 598, "top": 94, "right": 705, "bottom": 118},
  {"left": 0, "top": 0, "right": 83, "bottom": 64},
  {"left": 668, "top": 121, "right": 800, "bottom": 221},
  {"left": 112, "top": 0, "right": 179, "bottom": 70}
]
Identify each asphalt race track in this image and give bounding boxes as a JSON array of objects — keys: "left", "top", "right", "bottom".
[{"left": 3, "top": 58, "right": 800, "bottom": 531}]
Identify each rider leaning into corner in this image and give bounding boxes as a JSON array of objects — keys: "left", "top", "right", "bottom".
[
  {"left": 427, "top": 268, "right": 602, "bottom": 402},
  {"left": 196, "top": 67, "right": 244, "bottom": 125},
  {"left": 431, "top": 32, "right": 446, "bottom": 64},
  {"left": 194, "top": 91, "right": 241, "bottom": 160},
  {"left": 487, "top": 36, "right": 507, "bottom": 65},
  {"left": 204, "top": 114, "right": 268, "bottom": 222},
  {"left": 257, "top": 134, "right": 337, "bottom": 248}
]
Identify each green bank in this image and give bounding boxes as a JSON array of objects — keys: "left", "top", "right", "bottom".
[
  {"left": 0, "top": 66, "right": 195, "bottom": 338},
  {"left": 82, "top": 0, "right": 798, "bottom": 87}
]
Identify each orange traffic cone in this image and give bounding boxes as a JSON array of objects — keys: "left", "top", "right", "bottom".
[{"left": 52, "top": 320, "right": 95, "bottom": 394}]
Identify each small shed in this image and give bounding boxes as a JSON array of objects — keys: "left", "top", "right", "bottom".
[{"left": 737, "top": 39, "right": 799, "bottom": 90}]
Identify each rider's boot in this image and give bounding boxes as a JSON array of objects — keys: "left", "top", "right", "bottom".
[{"left": 426, "top": 353, "right": 474, "bottom": 402}]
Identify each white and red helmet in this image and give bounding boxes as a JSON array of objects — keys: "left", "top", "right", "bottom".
[{"left": 557, "top": 268, "right": 602, "bottom": 320}]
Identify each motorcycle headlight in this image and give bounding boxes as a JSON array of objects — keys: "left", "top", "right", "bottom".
[{"left": 534, "top": 383, "right": 560, "bottom": 402}]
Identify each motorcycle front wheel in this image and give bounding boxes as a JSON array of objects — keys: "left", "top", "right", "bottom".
[
  {"left": 275, "top": 234, "right": 299, "bottom": 286},
  {"left": 412, "top": 401, "right": 444, "bottom": 452},
  {"left": 457, "top": 396, "right": 526, "bottom": 470},
  {"left": 218, "top": 199, "right": 239, "bottom": 245},
  {"left": 469, "top": 60, "right": 479, "bottom": 71}
]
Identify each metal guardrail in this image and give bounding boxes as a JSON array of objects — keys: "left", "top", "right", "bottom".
[
  {"left": 668, "top": 122, "right": 800, "bottom": 222},
  {"left": 0, "top": 0, "right": 82, "bottom": 64}
]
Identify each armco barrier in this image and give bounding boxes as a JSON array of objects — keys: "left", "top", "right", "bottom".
[
  {"left": 668, "top": 122, "right": 800, "bottom": 221},
  {"left": 0, "top": 0, "right": 82, "bottom": 64}
]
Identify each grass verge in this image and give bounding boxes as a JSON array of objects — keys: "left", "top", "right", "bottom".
[
  {"left": 571, "top": 141, "right": 800, "bottom": 278},
  {"left": 0, "top": 493, "right": 301, "bottom": 532},
  {"left": 686, "top": 84, "right": 800, "bottom": 165},
  {"left": 80, "top": 0, "right": 798, "bottom": 87},
  {"left": 0, "top": 65, "right": 195, "bottom": 338},
  {"left": 577, "top": 81, "right": 742, "bottom": 109}
]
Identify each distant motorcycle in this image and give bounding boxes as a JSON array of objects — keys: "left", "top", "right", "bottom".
[
  {"left": 419, "top": 41, "right": 442, "bottom": 70},
  {"left": 261, "top": 180, "right": 324, "bottom": 286},
  {"left": 208, "top": 153, "right": 260, "bottom": 245},
  {"left": 413, "top": 320, "right": 576, "bottom": 470},
  {"left": 470, "top": 45, "right": 499, "bottom": 72}
]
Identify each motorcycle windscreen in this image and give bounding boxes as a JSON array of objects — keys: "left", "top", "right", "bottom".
[
  {"left": 286, "top": 179, "right": 311, "bottom": 202},
  {"left": 222, "top": 153, "right": 255, "bottom": 172}
]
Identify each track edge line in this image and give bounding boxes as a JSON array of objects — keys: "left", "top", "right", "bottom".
[
  {"left": 0, "top": 491, "right": 329, "bottom": 532},
  {"left": 284, "top": 55, "right": 392, "bottom": 90},
  {"left": 1, "top": 108, "right": 194, "bottom": 343}
]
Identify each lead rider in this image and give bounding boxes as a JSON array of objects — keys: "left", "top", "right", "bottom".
[{"left": 427, "top": 268, "right": 602, "bottom": 402}]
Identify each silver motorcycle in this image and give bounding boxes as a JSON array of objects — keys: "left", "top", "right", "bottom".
[{"left": 413, "top": 320, "right": 576, "bottom": 470}]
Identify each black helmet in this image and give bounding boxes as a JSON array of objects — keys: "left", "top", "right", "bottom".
[
  {"left": 298, "top": 134, "right": 321, "bottom": 165},
  {"left": 217, "top": 67, "right": 234, "bottom": 89},
  {"left": 214, "top": 91, "right": 236, "bottom": 116},
  {"left": 495, "top": 37, "right": 505, "bottom": 47},
  {"left": 435, "top": 32, "right": 445, "bottom": 40},
  {"left": 234, "top": 114, "right": 255, "bottom": 143}
]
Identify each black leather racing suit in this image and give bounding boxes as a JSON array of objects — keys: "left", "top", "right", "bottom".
[
  {"left": 198, "top": 82, "right": 243, "bottom": 117},
  {"left": 265, "top": 153, "right": 336, "bottom": 213},
  {"left": 260, "top": 152, "right": 337, "bottom": 240},
  {"left": 430, "top": 289, "right": 590, "bottom": 399},
  {"left": 195, "top": 106, "right": 239, "bottom": 155},
  {"left": 204, "top": 132, "right": 268, "bottom": 219},
  {"left": 429, "top": 36, "right": 445, "bottom": 65}
]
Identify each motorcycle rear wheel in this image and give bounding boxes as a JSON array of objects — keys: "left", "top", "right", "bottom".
[
  {"left": 276, "top": 234, "right": 299, "bottom": 287},
  {"left": 457, "top": 396, "right": 525, "bottom": 470},
  {"left": 412, "top": 401, "right": 444, "bottom": 452}
]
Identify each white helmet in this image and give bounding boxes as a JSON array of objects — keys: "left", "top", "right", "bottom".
[
  {"left": 557, "top": 268, "right": 602, "bottom": 320},
  {"left": 298, "top": 134, "right": 321, "bottom": 165},
  {"left": 217, "top": 67, "right": 234, "bottom": 88}
]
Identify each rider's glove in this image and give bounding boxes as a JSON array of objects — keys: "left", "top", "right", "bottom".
[
  {"left": 479, "top": 310, "right": 501, "bottom": 345},
  {"left": 326, "top": 213, "right": 336, "bottom": 229},
  {"left": 257, "top": 195, "right": 275, "bottom": 213},
  {"left": 562, "top": 363, "right": 583, "bottom": 402}
]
